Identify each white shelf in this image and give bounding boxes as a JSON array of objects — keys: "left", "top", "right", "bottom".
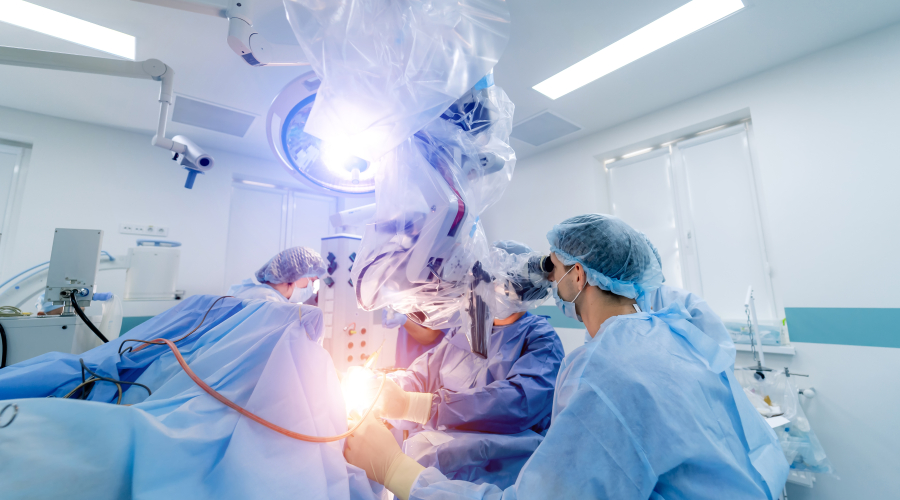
[{"left": 735, "top": 344, "right": 795, "bottom": 355}]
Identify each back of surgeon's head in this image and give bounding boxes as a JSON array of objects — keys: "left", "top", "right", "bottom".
[{"left": 255, "top": 246, "right": 327, "bottom": 285}]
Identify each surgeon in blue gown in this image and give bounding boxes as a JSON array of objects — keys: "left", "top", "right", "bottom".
[
  {"left": 227, "top": 246, "right": 326, "bottom": 303},
  {"left": 382, "top": 309, "right": 446, "bottom": 369},
  {"left": 373, "top": 241, "right": 565, "bottom": 488},
  {"left": 344, "top": 215, "right": 789, "bottom": 500},
  {"left": 648, "top": 283, "right": 733, "bottom": 352}
]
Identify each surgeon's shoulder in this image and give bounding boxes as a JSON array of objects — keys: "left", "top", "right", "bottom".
[
  {"left": 522, "top": 314, "right": 564, "bottom": 347},
  {"left": 575, "top": 314, "right": 666, "bottom": 375},
  {"left": 522, "top": 313, "right": 557, "bottom": 333}
]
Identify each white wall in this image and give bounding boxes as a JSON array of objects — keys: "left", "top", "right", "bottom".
[
  {"left": 487, "top": 23, "right": 900, "bottom": 310},
  {"left": 484, "top": 22, "right": 900, "bottom": 499},
  {"left": 0, "top": 105, "right": 334, "bottom": 298}
]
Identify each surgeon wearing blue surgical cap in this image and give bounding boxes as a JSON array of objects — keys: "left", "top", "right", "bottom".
[
  {"left": 227, "top": 246, "right": 326, "bottom": 303},
  {"left": 344, "top": 215, "right": 789, "bottom": 500},
  {"left": 371, "top": 240, "right": 564, "bottom": 488}
]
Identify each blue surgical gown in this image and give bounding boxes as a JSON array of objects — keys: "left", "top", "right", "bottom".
[
  {"left": 408, "top": 304, "right": 789, "bottom": 500},
  {"left": 389, "top": 313, "right": 565, "bottom": 487},
  {"left": 649, "top": 284, "right": 732, "bottom": 348},
  {"left": 394, "top": 325, "right": 446, "bottom": 369},
  {"left": 227, "top": 278, "right": 287, "bottom": 302},
  {"left": 0, "top": 296, "right": 378, "bottom": 500}
]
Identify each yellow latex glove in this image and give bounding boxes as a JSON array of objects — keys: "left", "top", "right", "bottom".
[
  {"left": 375, "top": 377, "right": 409, "bottom": 419},
  {"left": 345, "top": 411, "right": 425, "bottom": 500},
  {"left": 375, "top": 377, "right": 433, "bottom": 424}
]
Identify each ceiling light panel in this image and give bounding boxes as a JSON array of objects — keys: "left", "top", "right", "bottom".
[
  {"left": 533, "top": 0, "right": 744, "bottom": 100},
  {"left": 172, "top": 95, "right": 256, "bottom": 137},
  {"left": 510, "top": 111, "right": 582, "bottom": 146},
  {"left": 0, "top": 0, "right": 136, "bottom": 59}
]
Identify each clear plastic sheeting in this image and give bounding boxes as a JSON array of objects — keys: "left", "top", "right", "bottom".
[
  {"left": 283, "top": 0, "right": 511, "bottom": 162},
  {"left": 0, "top": 296, "right": 380, "bottom": 500},
  {"left": 735, "top": 370, "right": 835, "bottom": 475},
  {"left": 351, "top": 83, "right": 516, "bottom": 343},
  {"left": 489, "top": 245, "right": 551, "bottom": 319}
]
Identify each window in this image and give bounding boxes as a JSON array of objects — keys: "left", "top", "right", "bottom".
[
  {"left": 223, "top": 179, "right": 337, "bottom": 290},
  {"left": 0, "top": 141, "right": 30, "bottom": 280},
  {"left": 605, "top": 121, "right": 777, "bottom": 323}
]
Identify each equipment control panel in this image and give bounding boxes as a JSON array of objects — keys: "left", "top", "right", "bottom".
[{"left": 320, "top": 234, "right": 396, "bottom": 372}]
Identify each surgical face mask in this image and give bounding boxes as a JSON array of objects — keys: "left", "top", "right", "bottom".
[
  {"left": 289, "top": 280, "right": 316, "bottom": 304},
  {"left": 552, "top": 266, "right": 586, "bottom": 322}
]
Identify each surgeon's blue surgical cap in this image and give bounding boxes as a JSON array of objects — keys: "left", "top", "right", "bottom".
[
  {"left": 255, "top": 246, "right": 327, "bottom": 285},
  {"left": 547, "top": 214, "right": 664, "bottom": 311}
]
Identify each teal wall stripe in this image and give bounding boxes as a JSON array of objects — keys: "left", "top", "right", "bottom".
[
  {"left": 785, "top": 307, "right": 900, "bottom": 348},
  {"left": 533, "top": 305, "right": 584, "bottom": 329},
  {"left": 119, "top": 316, "right": 154, "bottom": 337}
]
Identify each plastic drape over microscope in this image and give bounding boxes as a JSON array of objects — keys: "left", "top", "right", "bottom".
[
  {"left": 283, "top": 0, "right": 512, "bottom": 162},
  {"left": 285, "top": 0, "right": 548, "bottom": 336}
]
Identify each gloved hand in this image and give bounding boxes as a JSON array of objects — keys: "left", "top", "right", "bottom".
[
  {"left": 298, "top": 304, "right": 324, "bottom": 343},
  {"left": 345, "top": 411, "right": 425, "bottom": 500},
  {"left": 382, "top": 308, "right": 408, "bottom": 329},
  {"left": 375, "top": 377, "right": 409, "bottom": 420},
  {"left": 375, "top": 377, "right": 433, "bottom": 424}
]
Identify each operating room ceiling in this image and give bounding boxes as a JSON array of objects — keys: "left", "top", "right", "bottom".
[{"left": 2, "top": 0, "right": 900, "bottom": 163}]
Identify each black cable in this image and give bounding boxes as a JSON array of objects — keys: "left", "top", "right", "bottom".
[
  {"left": 0, "top": 322, "right": 7, "bottom": 368},
  {"left": 79, "top": 359, "right": 151, "bottom": 398},
  {"left": 68, "top": 291, "right": 109, "bottom": 343},
  {"left": 62, "top": 359, "right": 152, "bottom": 403},
  {"left": 354, "top": 251, "right": 391, "bottom": 310}
]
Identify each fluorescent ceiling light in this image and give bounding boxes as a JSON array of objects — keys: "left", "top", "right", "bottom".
[
  {"left": 241, "top": 180, "right": 277, "bottom": 188},
  {"left": 622, "top": 147, "right": 654, "bottom": 159},
  {"left": 696, "top": 123, "right": 729, "bottom": 135},
  {"left": 533, "top": 0, "right": 744, "bottom": 99},
  {"left": 0, "top": 0, "right": 136, "bottom": 59}
]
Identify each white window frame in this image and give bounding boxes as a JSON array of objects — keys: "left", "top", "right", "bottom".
[
  {"left": 603, "top": 119, "right": 779, "bottom": 321},
  {"left": 0, "top": 140, "right": 31, "bottom": 281},
  {"left": 224, "top": 177, "right": 339, "bottom": 290}
]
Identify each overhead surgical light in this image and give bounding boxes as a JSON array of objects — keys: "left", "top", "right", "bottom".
[
  {"left": 267, "top": 73, "right": 375, "bottom": 195},
  {"left": 0, "top": 0, "right": 136, "bottom": 59},
  {"left": 320, "top": 141, "right": 353, "bottom": 173},
  {"left": 533, "top": 0, "right": 744, "bottom": 99}
]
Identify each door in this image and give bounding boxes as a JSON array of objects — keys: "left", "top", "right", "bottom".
[
  {"left": 288, "top": 192, "right": 336, "bottom": 249},
  {"left": 223, "top": 184, "right": 286, "bottom": 290}
]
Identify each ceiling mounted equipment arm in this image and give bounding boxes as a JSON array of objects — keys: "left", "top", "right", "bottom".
[
  {"left": 0, "top": 46, "right": 213, "bottom": 188},
  {"left": 131, "top": 0, "right": 308, "bottom": 67}
]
